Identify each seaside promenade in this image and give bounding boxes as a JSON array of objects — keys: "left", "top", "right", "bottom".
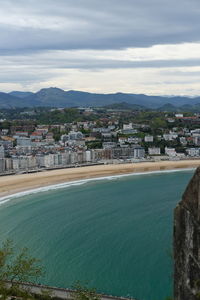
[{"left": 5, "top": 282, "right": 137, "bottom": 300}]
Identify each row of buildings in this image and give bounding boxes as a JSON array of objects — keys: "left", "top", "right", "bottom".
[{"left": 0, "top": 146, "right": 145, "bottom": 174}]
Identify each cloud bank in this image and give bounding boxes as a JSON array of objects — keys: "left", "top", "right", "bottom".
[{"left": 1, "top": 0, "right": 200, "bottom": 95}]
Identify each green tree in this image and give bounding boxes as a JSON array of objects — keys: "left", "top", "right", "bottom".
[
  {"left": 8, "top": 247, "right": 43, "bottom": 284},
  {"left": 86, "top": 141, "right": 102, "bottom": 149},
  {"left": 71, "top": 282, "right": 100, "bottom": 300},
  {"left": 0, "top": 239, "right": 43, "bottom": 285},
  {"left": 151, "top": 117, "right": 167, "bottom": 130},
  {"left": 0, "top": 239, "right": 13, "bottom": 281}
]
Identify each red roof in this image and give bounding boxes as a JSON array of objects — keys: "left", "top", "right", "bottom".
[{"left": 31, "top": 132, "right": 42, "bottom": 136}]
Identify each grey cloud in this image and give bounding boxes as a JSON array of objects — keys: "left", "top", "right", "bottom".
[
  {"left": 1, "top": 0, "right": 200, "bottom": 94},
  {"left": 40, "top": 58, "right": 200, "bottom": 70},
  {"left": 0, "top": 69, "right": 53, "bottom": 83},
  {"left": 1, "top": 0, "right": 200, "bottom": 53},
  {"left": 3, "top": 54, "right": 200, "bottom": 70}
]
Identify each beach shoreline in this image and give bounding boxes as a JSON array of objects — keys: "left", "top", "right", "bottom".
[{"left": 0, "top": 160, "right": 199, "bottom": 199}]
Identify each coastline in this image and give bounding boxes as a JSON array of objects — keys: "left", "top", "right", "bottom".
[{"left": 0, "top": 160, "right": 199, "bottom": 200}]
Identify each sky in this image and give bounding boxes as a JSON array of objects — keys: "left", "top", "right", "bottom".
[{"left": 1, "top": 0, "right": 200, "bottom": 95}]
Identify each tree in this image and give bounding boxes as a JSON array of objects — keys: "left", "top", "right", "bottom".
[
  {"left": 71, "top": 282, "right": 100, "bottom": 300},
  {"left": 151, "top": 117, "right": 167, "bottom": 131},
  {"left": 0, "top": 239, "right": 13, "bottom": 281},
  {"left": 8, "top": 247, "right": 43, "bottom": 284},
  {"left": 0, "top": 239, "right": 44, "bottom": 285}
]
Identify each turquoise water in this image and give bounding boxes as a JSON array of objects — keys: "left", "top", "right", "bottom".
[{"left": 0, "top": 170, "right": 194, "bottom": 300}]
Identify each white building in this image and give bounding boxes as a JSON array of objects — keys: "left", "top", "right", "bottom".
[
  {"left": 193, "top": 136, "right": 200, "bottom": 146},
  {"left": 36, "top": 155, "right": 45, "bottom": 167},
  {"left": 70, "top": 152, "right": 78, "bottom": 164},
  {"left": 144, "top": 135, "right": 154, "bottom": 142},
  {"left": 191, "top": 129, "right": 200, "bottom": 134},
  {"left": 12, "top": 157, "right": 20, "bottom": 170},
  {"left": 53, "top": 154, "right": 59, "bottom": 166},
  {"left": 175, "top": 114, "right": 183, "bottom": 118},
  {"left": 85, "top": 150, "right": 92, "bottom": 162},
  {"left": 5, "top": 158, "right": 12, "bottom": 171},
  {"left": 103, "top": 142, "right": 117, "bottom": 149},
  {"left": 179, "top": 137, "right": 187, "bottom": 146},
  {"left": 19, "top": 156, "right": 28, "bottom": 170},
  {"left": 186, "top": 148, "right": 200, "bottom": 157},
  {"left": 148, "top": 147, "right": 161, "bottom": 155},
  {"left": 133, "top": 146, "right": 145, "bottom": 159},
  {"left": 16, "top": 137, "right": 31, "bottom": 147},
  {"left": 68, "top": 131, "right": 84, "bottom": 140},
  {"left": 1, "top": 129, "right": 9, "bottom": 135},
  {"left": 61, "top": 152, "right": 71, "bottom": 165},
  {"left": 163, "top": 133, "right": 178, "bottom": 141},
  {"left": 123, "top": 123, "right": 133, "bottom": 130},
  {"left": 0, "top": 158, "right": 5, "bottom": 173},
  {"left": 66, "top": 131, "right": 85, "bottom": 146},
  {"left": 108, "top": 125, "right": 116, "bottom": 130},
  {"left": 0, "top": 145, "right": 5, "bottom": 158},
  {"left": 165, "top": 147, "right": 177, "bottom": 157},
  {"left": 27, "top": 156, "right": 37, "bottom": 169},
  {"left": 44, "top": 154, "right": 55, "bottom": 168},
  {"left": 77, "top": 151, "right": 85, "bottom": 163},
  {"left": 128, "top": 137, "right": 142, "bottom": 144}
]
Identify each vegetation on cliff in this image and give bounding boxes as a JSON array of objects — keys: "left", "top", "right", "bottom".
[
  {"left": 0, "top": 239, "right": 43, "bottom": 299},
  {"left": 0, "top": 240, "right": 101, "bottom": 300}
]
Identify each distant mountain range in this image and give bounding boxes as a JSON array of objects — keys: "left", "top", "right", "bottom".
[{"left": 0, "top": 87, "right": 200, "bottom": 111}]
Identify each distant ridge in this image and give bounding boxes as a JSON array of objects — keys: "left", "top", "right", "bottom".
[
  {"left": 1, "top": 87, "right": 200, "bottom": 109},
  {"left": 103, "top": 102, "right": 146, "bottom": 110},
  {"left": 9, "top": 91, "right": 34, "bottom": 98},
  {"left": 0, "top": 92, "right": 29, "bottom": 108}
]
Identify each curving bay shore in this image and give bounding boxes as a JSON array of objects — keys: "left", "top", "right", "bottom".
[{"left": 0, "top": 160, "right": 199, "bottom": 198}]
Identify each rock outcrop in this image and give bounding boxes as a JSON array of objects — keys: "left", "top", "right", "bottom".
[{"left": 174, "top": 167, "right": 200, "bottom": 300}]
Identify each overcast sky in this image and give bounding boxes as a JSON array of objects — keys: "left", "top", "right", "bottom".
[{"left": 1, "top": 0, "right": 200, "bottom": 95}]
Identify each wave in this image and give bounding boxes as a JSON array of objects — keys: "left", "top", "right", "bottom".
[{"left": 0, "top": 168, "right": 195, "bottom": 206}]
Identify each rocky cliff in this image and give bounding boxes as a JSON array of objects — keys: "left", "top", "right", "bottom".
[{"left": 174, "top": 167, "right": 200, "bottom": 300}]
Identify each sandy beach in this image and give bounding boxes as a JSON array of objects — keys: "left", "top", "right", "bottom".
[{"left": 0, "top": 160, "right": 199, "bottom": 198}]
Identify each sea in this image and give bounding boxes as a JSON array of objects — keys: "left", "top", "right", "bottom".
[{"left": 0, "top": 169, "right": 195, "bottom": 300}]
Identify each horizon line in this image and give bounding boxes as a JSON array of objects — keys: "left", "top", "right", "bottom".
[{"left": 2, "top": 88, "right": 200, "bottom": 98}]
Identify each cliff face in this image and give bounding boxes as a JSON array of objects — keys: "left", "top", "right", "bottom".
[{"left": 174, "top": 167, "right": 200, "bottom": 300}]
